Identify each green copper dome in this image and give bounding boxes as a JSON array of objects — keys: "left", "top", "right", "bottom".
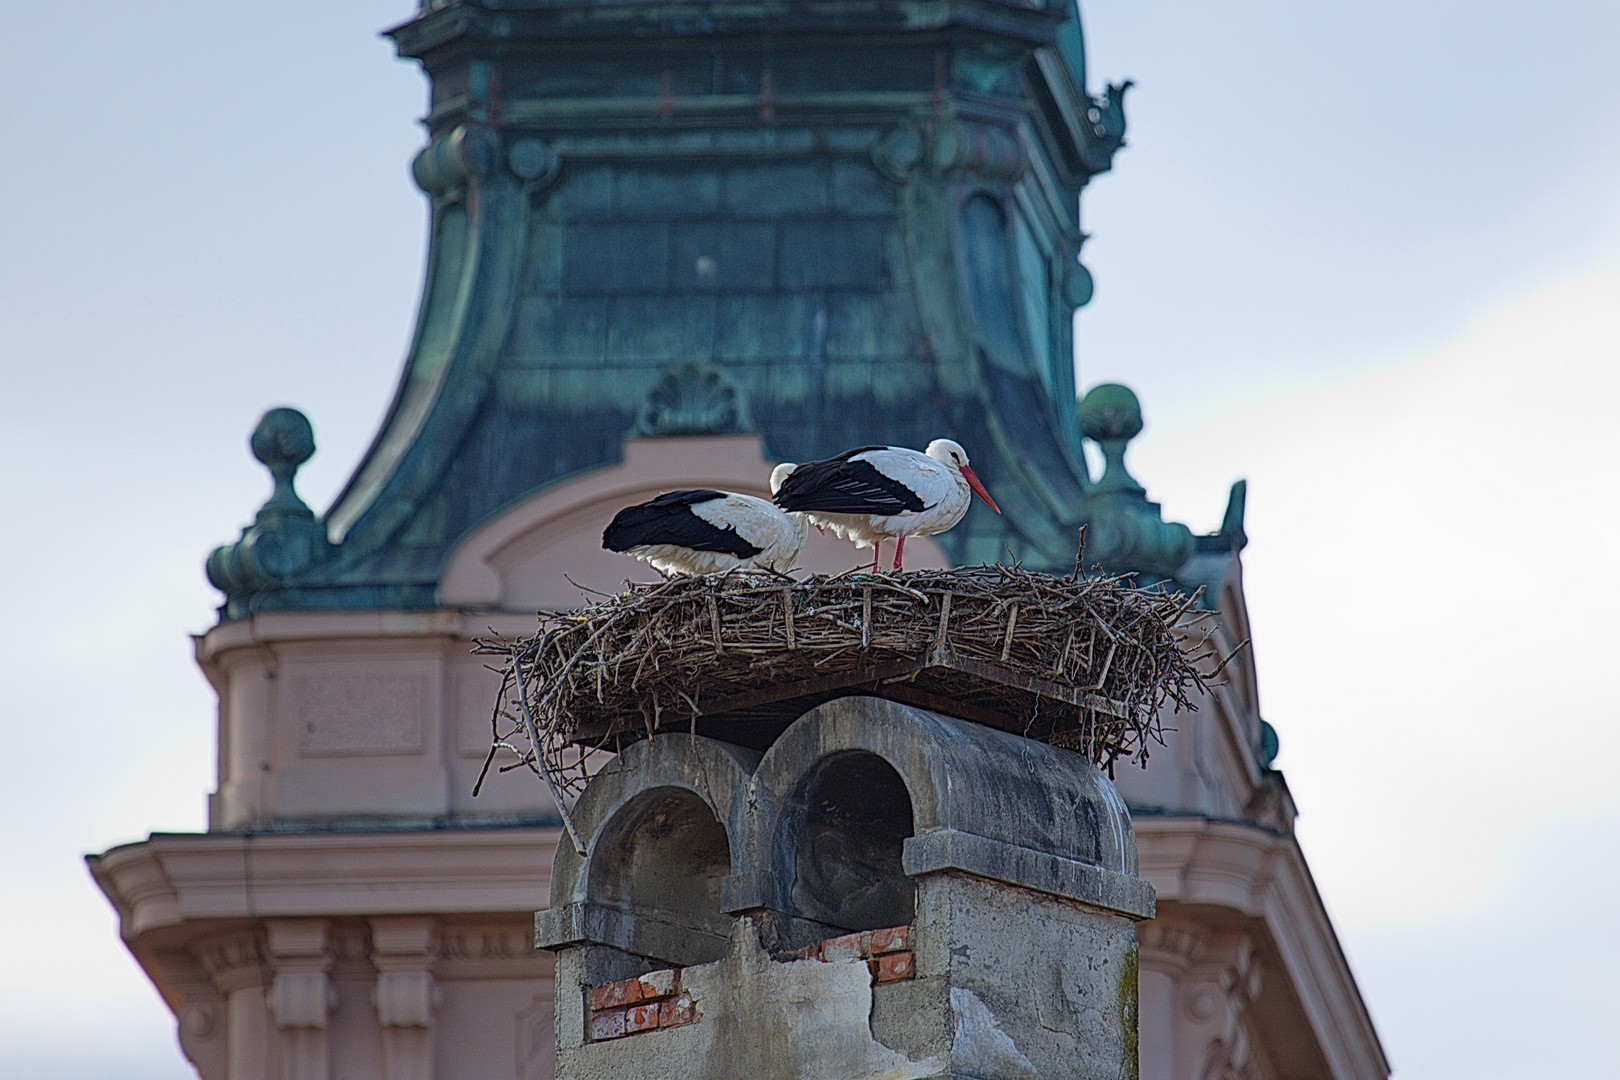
[{"left": 206, "top": 0, "right": 1237, "bottom": 620}]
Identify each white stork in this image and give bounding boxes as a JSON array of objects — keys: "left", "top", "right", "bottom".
[
  {"left": 601, "top": 463, "right": 807, "bottom": 575},
  {"left": 772, "top": 439, "right": 1000, "bottom": 570}
]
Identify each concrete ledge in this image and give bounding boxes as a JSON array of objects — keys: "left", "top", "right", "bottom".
[
  {"left": 903, "top": 828, "right": 1155, "bottom": 920},
  {"left": 537, "top": 901, "right": 731, "bottom": 967},
  {"left": 718, "top": 871, "right": 771, "bottom": 913}
]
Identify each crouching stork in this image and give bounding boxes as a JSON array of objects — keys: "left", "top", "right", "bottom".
[
  {"left": 772, "top": 439, "right": 1000, "bottom": 570},
  {"left": 602, "top": 463, "right": 806, "bottom": 575}
]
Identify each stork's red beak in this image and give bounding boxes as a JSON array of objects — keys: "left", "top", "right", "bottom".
[{"left": 960, "top": 465, "right": 1001, "bottom": 514}]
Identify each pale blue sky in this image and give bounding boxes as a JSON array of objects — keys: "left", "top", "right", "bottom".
[{"left": 2, "top": 3, "right": 1617, "bottom": 1077}]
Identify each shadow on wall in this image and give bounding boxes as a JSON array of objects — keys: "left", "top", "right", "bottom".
[
  {"left": 782, "top": 752, "right": 916, "bottom": 942},
  {"left": 588, "top": 787, "right": 735, "bottom": 965}
]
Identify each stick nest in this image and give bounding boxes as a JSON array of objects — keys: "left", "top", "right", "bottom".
[{"left": 475, "top": 565, "right": 1218, "bottom": 798}]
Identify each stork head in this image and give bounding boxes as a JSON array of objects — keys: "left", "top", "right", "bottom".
[
  {"left": 769, "top": 462, "right": 797, "bottom": 495},
  {"left": 925, "top": 439, "right": 1001, "bottom": 514},
  {"left": 925, "top": 439, "right": 970, "bottom": 469}
]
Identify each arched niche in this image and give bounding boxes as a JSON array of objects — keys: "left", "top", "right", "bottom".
[
  {"left": 739, "top": 697, "right": 1147, "bottom": 930},
  {"left": 539, "top": 733, "right": 759, "bottom": 968},
  {"left": 439, "top": 434, "right": 949, "bottom": 611},
  {"left": 779, "top": 751, "right": 916, "bottom": 937},
  {"left": 588, "top": 787, "right": 733, "bottom": 965}
]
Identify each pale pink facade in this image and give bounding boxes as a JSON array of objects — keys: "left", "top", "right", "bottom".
[
  {"left": 92, "top": 434, "right": 1385, "bottom": 1080},
  {"left": 1113, "top": 561, "right": 1386, "bottom": 1080}
]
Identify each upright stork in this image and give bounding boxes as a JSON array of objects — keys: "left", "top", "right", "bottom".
[
  {"left": 773, "top": 439, "right": 1000, "bottom": 570},
  {"left": 601, "top": 463, "right": 807, "bottom": 575}
]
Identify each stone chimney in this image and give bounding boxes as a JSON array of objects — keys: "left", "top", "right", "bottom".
[{"left": 538, "top": 696, "right": 1153, "bottom": 1080}]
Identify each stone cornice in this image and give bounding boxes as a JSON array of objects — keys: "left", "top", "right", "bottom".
[
  {"left": 1134, "top": 815, "right": 1389, "bottom": 1080},
  {"left": 88, "top": 827, "right": 560, "bottom": 943},
  {"left": 194, "top": 609, "right": 539, "bottom": 665}
]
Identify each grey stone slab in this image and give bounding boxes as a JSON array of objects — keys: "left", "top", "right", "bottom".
[
  {"left": 715, "top": 294, "right": 819, "bottom": 359},
  {"left": 825, "top": 291, "right": 914, "bottom": 360},
  {"left": 538, "top": 901, "right": 730, "bottom": 969},
  {"left": 544, "top": 163, "right": 616, "bottom": 217},
  {"left": 832, "top": 159, "right": 900, "bottom": 214},
  {"left": 508, "top": 295, "right": 610, "bottom": 366},
  {"left": 519, "top": 221, "right": 567, "bottom": 294}
]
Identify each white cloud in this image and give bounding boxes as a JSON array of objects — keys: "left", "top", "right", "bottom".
[{"left": 1130, "top": 264, "right": 1620, "bottom": 925}]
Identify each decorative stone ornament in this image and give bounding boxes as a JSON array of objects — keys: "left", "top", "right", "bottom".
[
  {"left": 411, "top": 124, "right": 496, "bottom": 196},
  {"left": 250, "top": 407, "right": 317, "bottom": 516},
  {"left": 870, "top": 127, "right": 923, "bottom": 183},
  {"left": 634, "top": 364, "right": 748, "bottom": 438},
  {"left": 932, "top": 121, "right": 1028, "bottom": 183},
  {"left": 1078, "top": 82, "right": 1134, "bottom": 173},
  {"left": 1063, "top": 259, "right": 1096, "bottom": 309},
  {"left": 1078, "top": 383, "right": 1146, "bottom": 496},
  {"left": 1075, "top": 384, "right": 1197, "bottom": 580},
  {"left": 507, "top": 137, "right": 560, "bottom": 187},
  {"left": 205, "top": 407, "right": 331, "bottom": 617}
]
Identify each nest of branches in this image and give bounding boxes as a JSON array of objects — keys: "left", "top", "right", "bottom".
[{"left": 475, "top": 565, "right": 1221, "bottom": 799}]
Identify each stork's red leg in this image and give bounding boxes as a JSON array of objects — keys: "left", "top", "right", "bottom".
[
  {"left": 871, "top": 543, "right": 882, "bottom": 572},
  {"left": 892, "top": 534, "right": 907, "bottom": 571}
]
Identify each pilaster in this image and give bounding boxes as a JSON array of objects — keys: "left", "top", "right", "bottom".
[
  {"left": 372, "top": 917, "right": 440, "bottom": 1080},
  {"left": 1138, "top": 920, "right": 1268, "bottom": 1080},
  {"left": 265, "top": 919, "right": 336, "bottom": 1080},
  {"left": 195, "top": 932, "right": 275, "bottom": 1080}
]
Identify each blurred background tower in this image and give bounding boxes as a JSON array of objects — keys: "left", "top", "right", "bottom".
[{"left": 89, "top": 2, "right": 1386, "bottom": 1078}]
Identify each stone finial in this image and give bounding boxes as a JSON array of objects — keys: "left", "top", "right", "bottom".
[
  {"left": 1077, "top": 383, "right": 1146, "bottom": 496},
  {"left": 1077, "top": 383, "right": 1195, "bottom": 580},
  {"left": 250, "top": 407, "right": 317, "bottom": 521},
  {"left": 206, "top": 407, "right": 332, "bottom": 617}
]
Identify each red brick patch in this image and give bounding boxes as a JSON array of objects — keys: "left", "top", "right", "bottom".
[
  {"left": 659, "top": 994, "right": 698, "bottom": 1028},
  {"left": 591, "top": 978, "right": 643, "bottom": 1012},
  {"left": 872, "top": 951, "right": 914, "bottom": 983},
  {"left": 869, "top": 925, "right": 909, "bottom": 955},
  {"left": 589, "top": 1008, "right": 626, "bottom": 1041},
  {"left": 790, "top": 926, "right": 916, "bottom": 985},
  {"left": 587, "top": 968, "right": 695, "bottom": 1040},
  {"left": 625, "top": 1004, "right": 662, "bottom": 1034},
  {"left": 638, "top": 969, "right": 679, "bottom": 999},
  {"left": 821, "top": 932, "right": 867, "bottom": 963}
]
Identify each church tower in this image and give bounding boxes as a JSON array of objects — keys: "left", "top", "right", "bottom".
[{"left": 90, "top": 3, "right": 1385, "bottom": 1079}]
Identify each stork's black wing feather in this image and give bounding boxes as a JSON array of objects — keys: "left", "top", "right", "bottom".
[
  {"left": 773, "top": 447, "right": 927, "bottom": 514},
  {"left": 602, "top": 490, "right": 763, "bottom": 558}
]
